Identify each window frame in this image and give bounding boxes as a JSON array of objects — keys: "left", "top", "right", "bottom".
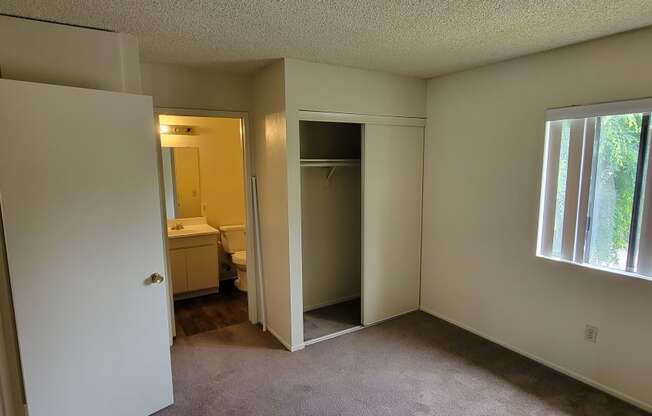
[
  {"left": 626, "top": 114, "right": 650, "bottom": 270},
  {"left": 537, "top": 97, "right": 652, "bottom": 282}
]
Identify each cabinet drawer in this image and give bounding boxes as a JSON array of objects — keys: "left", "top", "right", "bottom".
[{"left": 168, "top": 234, "right": 218, "bottom": 250}]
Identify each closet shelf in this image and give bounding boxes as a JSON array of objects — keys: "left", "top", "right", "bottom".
[{"left": 300, "top": 158, "right": 361, "bottom": 167}]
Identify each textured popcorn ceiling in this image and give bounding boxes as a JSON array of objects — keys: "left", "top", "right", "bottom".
[{"left": 3, "top": 1, "right": 652, "bottom": 78}]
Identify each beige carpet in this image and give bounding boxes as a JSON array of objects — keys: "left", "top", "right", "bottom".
[{"left": 155, "top": 312, "right": 648, "bottom": 416}]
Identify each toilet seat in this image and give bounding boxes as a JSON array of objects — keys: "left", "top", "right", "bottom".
[{"left": 232, "top": 251, "right": 246, "bottom": 266}]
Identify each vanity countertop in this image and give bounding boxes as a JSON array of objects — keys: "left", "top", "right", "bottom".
[{"left": 167, "top": 223, "right": 219, "bottom": 239}]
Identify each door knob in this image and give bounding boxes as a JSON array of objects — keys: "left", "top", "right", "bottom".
[{"left": 149, "top": 273, "right": 165, "bottom": 285}]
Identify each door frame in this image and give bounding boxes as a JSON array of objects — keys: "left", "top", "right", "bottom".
[{"left": 154, "top": 107, "right": 260, "bottom": 336}]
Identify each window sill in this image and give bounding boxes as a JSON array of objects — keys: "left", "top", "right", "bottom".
[{"left": 536, "top": 254, "right": 652, "bottom": 283}]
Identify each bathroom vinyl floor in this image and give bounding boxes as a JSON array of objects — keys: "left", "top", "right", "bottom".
[
  {"left": 174, "top": 279, "right": 248, "bottom": 337},
  {"left": 303, "top": 298, "right": 361, "bottom": 341}
]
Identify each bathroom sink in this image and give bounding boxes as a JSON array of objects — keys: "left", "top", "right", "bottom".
[{"left": 167, "top": 223, "right": 219, "bottom": 239}]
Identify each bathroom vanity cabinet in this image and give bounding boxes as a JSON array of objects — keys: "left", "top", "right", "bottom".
[{"left": 168, "top": 233, "right": 219, "bottom": 296}]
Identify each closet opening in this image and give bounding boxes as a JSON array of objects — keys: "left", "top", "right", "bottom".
[{"left": 300, "top": 121, "right": 363, "bottom": 343}]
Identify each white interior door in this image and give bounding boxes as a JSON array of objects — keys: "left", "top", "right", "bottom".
[
  {"left": 0, "top": 79, "right": 173, "bottom": 416},
  {"left": 363, "top": 124, "right": 424, "bottom": 325}
]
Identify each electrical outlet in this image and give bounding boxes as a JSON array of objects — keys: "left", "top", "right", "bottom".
[{"left": 585, "top": 324, "right": 599, "bottom": 343}]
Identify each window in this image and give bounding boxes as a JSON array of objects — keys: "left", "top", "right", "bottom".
[{"left": 537, "top": 98, "right": 652, "bottom": 280}]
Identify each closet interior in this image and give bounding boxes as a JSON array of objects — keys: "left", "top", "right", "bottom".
[{"left": 300, "top": 121, "right": 362, "bottom": 342}]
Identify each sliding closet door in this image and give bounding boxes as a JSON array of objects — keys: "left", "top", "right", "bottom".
[{"left": 363, "top": 124, "right": 423, "bottom": 325}]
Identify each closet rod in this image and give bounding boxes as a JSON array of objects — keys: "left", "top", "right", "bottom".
[{"left": 300, "top": 158, "right": 360, "bottom": 167}]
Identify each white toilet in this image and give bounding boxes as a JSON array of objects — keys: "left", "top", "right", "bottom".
[{"left": 219, "top": 225, "right": 247, "bottom": 291}]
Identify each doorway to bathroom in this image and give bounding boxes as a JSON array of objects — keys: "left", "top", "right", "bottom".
[{"left": 155, "top": 109, "right": 260, "bottom": 340}]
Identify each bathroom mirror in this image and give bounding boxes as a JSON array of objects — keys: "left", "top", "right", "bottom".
[{"left": 161, "top": 147, "right": 202, "bottom": 219}]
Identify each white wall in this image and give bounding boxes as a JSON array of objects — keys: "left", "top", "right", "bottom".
[
  {"left": 141, "top": 62, "right": 252, "bottom": 112},
  {"left": 251, "top": 61, "right": 294, "bottom": 348},
  {"left": 284, "top": 58, "right": 426, "bottom": 117},
  {"left": 284, "top": 58, "right": 426, "bottom": 347},
  {"left": 421, "top": 27, "right": 652, "bottom": 411},
  {"left": 0, "top": 16, "right": 144, "bottom": 416},
  {"left": 0, "top": 16, "right": 141, "bottom": 93}
]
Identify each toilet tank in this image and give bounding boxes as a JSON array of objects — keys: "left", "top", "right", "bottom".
[{"left": 219, "top": 225, "right": 246, "bottom": 253}]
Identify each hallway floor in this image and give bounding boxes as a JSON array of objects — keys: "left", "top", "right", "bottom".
[
  {"left": 174, "top": 279, "right": 248, "bottom": 337},
  {"left": 156, "top": 311, "right": 647, "bottom": 416}
]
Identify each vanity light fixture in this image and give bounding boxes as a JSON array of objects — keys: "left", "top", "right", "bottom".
[{"left": 159, "top": 124, "right": 195, "bottom": 135}]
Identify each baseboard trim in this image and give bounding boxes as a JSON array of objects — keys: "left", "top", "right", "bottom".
[
  {"left": 419, "top": 306, "right": 652, "bottom": 414},
  {"left": 303, "top": 325, "right": 365, "bottom": 346},
  {"left": 364, "top": 307, "right": 419, "bottom": 326},
  {"left": 301, "top": 307, "right": 420, "bottom": 347},
  {"left": 267, "top": 326, "right": 304, "bottom": 352},
  {"left": 173, "top": 287, "right": 218, "bottom": 301},
  {"left": 303, "top": 294, "right": 361, "bottom": 312}
]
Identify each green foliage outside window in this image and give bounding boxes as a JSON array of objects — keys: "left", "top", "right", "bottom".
[{"left": 588, "top": 114, "right": 642, "bottom": 267}]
